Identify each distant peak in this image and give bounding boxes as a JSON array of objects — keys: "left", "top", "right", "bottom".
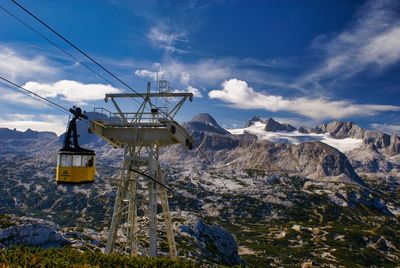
[
  {"left": 265, "top": 118, "right": 277, "bottom": 123},
  {"left": 264, "top": 118, "right": 296, "bottom": 132},
  {"left": 245, "top": 117, "right": 296, "bottom": 132},
  {"left": 245, "top": 116, "right": 263, "bottom": 127},
  {"left": 190, "top": 113, "right": 218, "bottom": 125},
  {"left": 185, "top": 113, "right": 229, "bottom": 135}
]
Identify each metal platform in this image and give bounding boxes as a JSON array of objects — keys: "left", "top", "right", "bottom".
[{"left": 90, "top": 117, "right": 192, "bottom": 149}]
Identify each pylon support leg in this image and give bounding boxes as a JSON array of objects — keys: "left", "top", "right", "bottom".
[
  {"left": 126, "top": 173, "right": 138, "bottom": 255},
  {"left": 158, "top": 164, "right": 177, "bottom": 258},
  {"left": 148, "top": 148, "right": 158, "bottom": 257},
  {"left": 105, "top": 146, "right": 131, "bottom": 254},
  {"left": 105, "top": 179, "right": 128, "bottom": 253}
]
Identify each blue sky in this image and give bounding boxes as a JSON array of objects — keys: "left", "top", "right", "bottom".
[{"left": 0, "top": 0, "right": 399, "bottom": 135}]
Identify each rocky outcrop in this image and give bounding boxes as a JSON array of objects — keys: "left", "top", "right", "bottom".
[
  {"left": 180, "top": 218, "right": 242, "bottom": 265},
  {"left": 363, "top": 131, "right": 391, "bottom": 149},
  {"left": 312, "top": 121, "right": 365, "bottom": 139},
  {"left": 287, "top": 142, "right": 358, "bottom": 178},
  {"left": 387, "top": 134, "right": 400, "bottom": 156},
  {"left": 0, "top": 224, "right": 68, "bottom": 248},
  {"left": 264, "top": 118, "right": 296, "bottom": 132}
]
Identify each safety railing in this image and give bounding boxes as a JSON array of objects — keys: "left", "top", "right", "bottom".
[{"left": 93, "top": 107, "right": 171, "bottom": 125}]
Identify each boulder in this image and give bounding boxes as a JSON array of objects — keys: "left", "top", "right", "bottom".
[
  {"left": 0, "top": 224, "right": 69, "bottom": 248},
  {"left": 180, "top": 219, "right": 242, "bottom": 265}
]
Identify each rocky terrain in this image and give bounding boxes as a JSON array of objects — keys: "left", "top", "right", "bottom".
[
  {"left": 0, "top": 113, "right": 399, "bottom": 266},
  {"left": 0, "top": 212, "right": 241, "bottom": 265}
]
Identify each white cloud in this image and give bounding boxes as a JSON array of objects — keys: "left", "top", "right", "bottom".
[
  {"left": 180, "top": 72, "right": 191, "bottom": 85},
  {"left": 172, "top": 86, "right": 202, "bottom": 98},
  {"left": 0, "top": 47, "right": 57, "bottom": 81},
  {"left": 22, "top": 80, "right": 121, "bottom": 103},
  {"left": 135, "top": 67, "right": 202, "bottom": 97},
  {"left": 134, "top": 57, "right": 298, "bottom": 93},
  {"left": 134, "top": 69, "right": 166, "bottom": 80},
  {"left": 0, "top": 114, "right": 66, "bottom": 135},
  {"left": 134, "top": 60, "right": 232, "bottom": 92},
  {"left": 186, "top": 86, "right": 202, "bottom": 98},
  {"left": 359, "top": 27, "right": 400, "bottom": 66},
  {"left": 370, "top": 123, "right": 400, "bottom": 135},
  {"left": 147, "top": 27, "right": 189, "bottom": 54},
  {"left": 299, "top": 0, "right": 400, "bottom": 85},
  {"left": 136, "top": 59, "right": 232, "bottom": 87},
  {"left": 148, "top": 27, "right": 180, "bottom": 45},
  {"left": 1, "top": 92, "right": 46, "bottom": 108},
  {"left": 209, "top": 79, "right": 400, "bottom": 120}
]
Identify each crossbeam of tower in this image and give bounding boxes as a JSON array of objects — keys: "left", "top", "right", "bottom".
[{"left": 89, "top": 82, "right": 193, "bottom": 257}]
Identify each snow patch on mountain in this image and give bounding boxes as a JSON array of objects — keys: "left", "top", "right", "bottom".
[{"left": 228, "top": 121, "right": 363, "bottom": 153}]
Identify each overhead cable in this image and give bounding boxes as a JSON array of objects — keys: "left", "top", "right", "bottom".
[
  {"left": 0, "top": 76, "right": 70, "bottom": 114},
  {"left": 0, "top": 4, "right": 119, "bottom": 90},
  {"left": 10, "top": 0, "right": 166, "bottom": 116}
]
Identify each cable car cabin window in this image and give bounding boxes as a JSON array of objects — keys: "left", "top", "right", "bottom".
[
  {"left": 81, "top": 155, "right": 95, "bottom": 167},
  {"left": 61, "top": 154, "right": 73, "bottom": 167},
  {"left": 73, "top": 155, "right": 82, "bottom": 167},
  {"left": 81, "top": 155, "right": 88, "bottom": 167}
]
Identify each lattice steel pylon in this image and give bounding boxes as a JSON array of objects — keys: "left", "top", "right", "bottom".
[{"left": 89, "top": 83, "right": 193, "bottom": 257}]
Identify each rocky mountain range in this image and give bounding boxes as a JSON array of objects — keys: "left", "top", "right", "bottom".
[
  {"left": 0, "top": 113, "right": 399, "bottom": 266},
  {"left": 246, "top": 117, "right": 296, "bottom": 132},
  {"left": 165, "top": 114, "right": 391, "bottom": 185},
  {"left": 245, "top": 116, "right": 400, "bottom": 156},
  {"left": 239, "top": 116, "right": 400, "bottom": 187}
]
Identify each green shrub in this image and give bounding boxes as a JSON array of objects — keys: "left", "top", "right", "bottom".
[{"left": 0, "top": 246, "right": 197, "bottom": 268}]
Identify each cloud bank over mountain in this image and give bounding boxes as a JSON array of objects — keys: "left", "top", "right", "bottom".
[{"left": 209, "top": 79, "right": 400, "bottom": 120}]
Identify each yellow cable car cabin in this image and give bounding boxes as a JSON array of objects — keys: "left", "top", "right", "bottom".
[
  {"left": 56, "top": 150, "right": 95, "bottom": 184},
  {"left": 56, "top": 107, "right": 96, "bottom": 184}
]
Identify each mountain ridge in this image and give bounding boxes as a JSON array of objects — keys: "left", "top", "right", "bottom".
[{"left": 0, "top": 128, "right": 57, "bottom": 140}]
